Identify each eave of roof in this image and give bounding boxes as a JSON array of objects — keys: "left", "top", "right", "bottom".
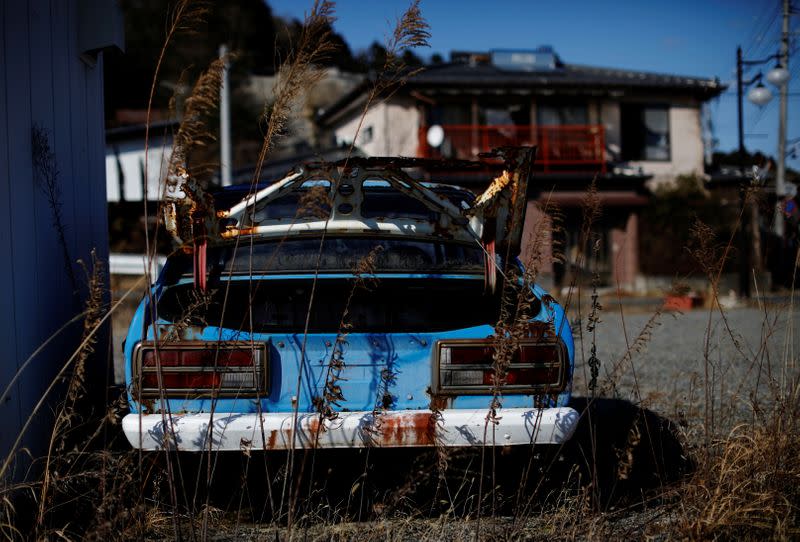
[
  {"left": 318, "top": 61, "right": 727, "bottom": 125},
  {"left": 407, "top": 62, "right": 725, "bottom": 93}
]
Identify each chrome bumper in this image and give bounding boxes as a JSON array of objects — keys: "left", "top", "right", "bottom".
[{"left": 122, "top": 407, "right": 579, "bottom": 451}]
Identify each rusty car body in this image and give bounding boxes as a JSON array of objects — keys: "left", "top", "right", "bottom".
[{"left": 122, "top": 147, "right": 578, "bottom": 451}]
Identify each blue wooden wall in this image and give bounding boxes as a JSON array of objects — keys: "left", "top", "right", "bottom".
[{"left": 0, "top": 0, "right": 113, "bottom": 472}]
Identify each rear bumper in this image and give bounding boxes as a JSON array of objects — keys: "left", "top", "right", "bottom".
[{"left": 122, "top": 407, "right": 579, "bottom": 451}]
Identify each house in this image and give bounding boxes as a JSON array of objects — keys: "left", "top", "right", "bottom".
[{"left": 317, "top": 47, "right": 726, "bottom": 291}]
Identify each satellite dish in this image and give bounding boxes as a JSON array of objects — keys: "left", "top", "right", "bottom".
[{"left": 426, "top": 125, "right": 445, "bottom": 148}]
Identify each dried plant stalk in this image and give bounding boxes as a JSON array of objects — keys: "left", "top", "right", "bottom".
[
  {"left": 166, "top": 57, "right": 227, "bottom": 183},
  {"left": 253, "top": 0, "right": 337, "bottom": 181},
  {"left": 31, "top": 125, "right": 77, "bottom": 296}
]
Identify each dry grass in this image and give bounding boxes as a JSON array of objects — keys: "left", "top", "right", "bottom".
[
  {"left": 679, "top": 417, "right": 800, "bottom": 540},
  {"left": 2, "top": 2, "right": 800, "bottom": 541}
]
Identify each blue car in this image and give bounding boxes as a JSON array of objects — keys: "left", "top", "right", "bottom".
[{"left": 122, "top": 148, "right": 578, "bottom": 452}]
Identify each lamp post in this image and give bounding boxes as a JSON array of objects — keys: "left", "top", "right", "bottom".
[
  {"left": 774, "top": 0, "right": 794, "bottom": 237},
  {"left": 735, "top": 46, "right": 788, "bottom": 298}
]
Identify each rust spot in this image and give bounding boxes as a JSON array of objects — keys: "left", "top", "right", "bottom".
[
  {"left": 378, "top": 412, "right": 435, "bottom": 447},
  {"left": 306, "top": 417, "right": 321, "bottom": 440},
  {"left": 429, "top": 394, "right": 449, "bottom": 411},
  {"left": 140, "top": 398, "right": 156, "bottom": 414},
  {"left": 284, "top": 428, "right": 296, "bottom": 448},
  {"left": 267, "top": 430, "right": 278, "bottom": 449},
  {"left": 220, "top": 226, "right": 255, "bottom": 239}
]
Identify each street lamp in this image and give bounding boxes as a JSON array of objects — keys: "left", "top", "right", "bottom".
[
  {"left": 766, "top": 63, "right": 791, "bottom": 87},
  {"left": 746, "top": 82, "right": 772, "bottom": 106},
  {"left": 735, "top": 46, "right": 788, "bottom": 298}
]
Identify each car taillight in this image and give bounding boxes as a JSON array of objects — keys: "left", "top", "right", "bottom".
[
  {"left": 435, "top": 339, "right": 567, "bottom": 394},
  {"left": 141, "top": 348, "right": 256, "bottom": 367},
  {"left": 135, "top": 342, "right": 268, "bottom": 398}
]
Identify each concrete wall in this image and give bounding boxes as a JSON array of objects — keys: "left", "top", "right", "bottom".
[
  {"left": 0, "top": 0, "right": 119, "bottom": 471},
  {"left": 334, "top": 98, "right": 420, "bottom": 157}
]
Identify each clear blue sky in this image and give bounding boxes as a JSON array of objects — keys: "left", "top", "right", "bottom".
[{"left": 269, "top": 0, "right": 800, "bottom": 171}]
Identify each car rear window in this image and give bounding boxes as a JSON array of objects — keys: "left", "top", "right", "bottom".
[
  {"left": 157, "top": 277, "right": 498, "bottom": 333},
  {"left": 241, "top": 180, "right": 474, "bottom": 222},
  {"left": 165, "top": 238, "right": 484, "bottom": 280}
]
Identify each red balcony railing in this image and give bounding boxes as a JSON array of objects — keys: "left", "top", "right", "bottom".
[{"left": 418, "top": 124, "right": 606, "bottom": 174}]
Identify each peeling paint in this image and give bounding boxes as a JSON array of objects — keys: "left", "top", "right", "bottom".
[{"left": 122, "top": 146, "right": 578, "bottom": 450}]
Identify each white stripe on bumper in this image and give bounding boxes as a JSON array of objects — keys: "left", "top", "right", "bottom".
[{"left": 122, "top": 407, "right": 579, "bottom": 451}]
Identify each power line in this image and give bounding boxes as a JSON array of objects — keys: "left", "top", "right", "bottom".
[
  {"left": 742, "top": 4, "right": 773, "bottom": 57},
  {"left": 756, "top": 6, "right": 783, "bottom": 57},
  {"left": 745, "top": 4, "right": 781, "bottom": 59}
]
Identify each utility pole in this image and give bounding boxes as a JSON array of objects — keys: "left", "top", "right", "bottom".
[
  {"left": 776, "top": 0, "right": 790, "bottom": 236},
  {"left": 737, "top": 46, "right": 751, "bottom": 298},
  {"left": 219, "top": 44, "right": 232, "bottom": 187}
]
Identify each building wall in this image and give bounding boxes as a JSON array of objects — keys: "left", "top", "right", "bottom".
[
  {"left": 106, "top": 136, "right": 172, "bottom": 202},
  {"left": 600, "top": 99, "right": 705, "bottom": 187},
  {"left": 331, "top": 94, "right": 707, "bottom": 184},
  {"left": 610, "top": 212, "right": 640, "bottom": 290},
  {"left": 0, "top": 0, "right": 118, "bottom": 469},
  {"left": 333, "top": 98, "right": 420, "bottom": 157}
]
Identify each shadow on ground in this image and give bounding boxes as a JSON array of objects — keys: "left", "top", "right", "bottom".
[
  {"left": 565, "top": 397, "right": 693, "bottom": 510},
  {"left": 151, "top": 398, "right": 692, "bottom": 523},
  {"left": 7, "top": 398, "right": 693, "bottom": 538}
]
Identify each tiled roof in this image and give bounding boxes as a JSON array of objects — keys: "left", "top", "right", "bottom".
[{"left": 408, "top": 61, "right": 725, "bottom": 95}]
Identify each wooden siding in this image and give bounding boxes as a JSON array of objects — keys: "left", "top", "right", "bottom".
[{"left": 0, "top": 0, "right": 110, "bottom": 466}]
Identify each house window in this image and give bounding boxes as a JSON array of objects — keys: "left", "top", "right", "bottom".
[
  {"left": 360, "top": 125, "right": 373, "bottom": 144},
  {"left": 620, "top": 104, "right": 670, "bottom": 161},
  {"left": 481, "top": 103, "right": 529, "bottom": 126},
  {"left": 428, "top": 104, "right": 471, "bottom": 125},
  {"left": 536, "top": 103, "right": 588, "bottom": 126}
]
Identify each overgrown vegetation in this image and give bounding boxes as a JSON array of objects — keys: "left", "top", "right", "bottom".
[
  {"left": 2, "top": 2, "right": 799, "bottom": 540},
  {"left": 639, "top": 174, "right": 739, "bottom": 277}
]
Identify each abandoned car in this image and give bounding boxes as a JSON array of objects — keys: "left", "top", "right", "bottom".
[{"left": 122, "top": 147, "right": 578, "bottom": 451}]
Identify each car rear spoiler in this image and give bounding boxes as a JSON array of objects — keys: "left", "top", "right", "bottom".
[{"left": 163, "top": 146, "right": 537, "bottom": 290}]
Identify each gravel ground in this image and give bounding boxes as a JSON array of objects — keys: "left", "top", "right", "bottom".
[{"left": 572, "top": 303, "right": 800, "bottom": 434}]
